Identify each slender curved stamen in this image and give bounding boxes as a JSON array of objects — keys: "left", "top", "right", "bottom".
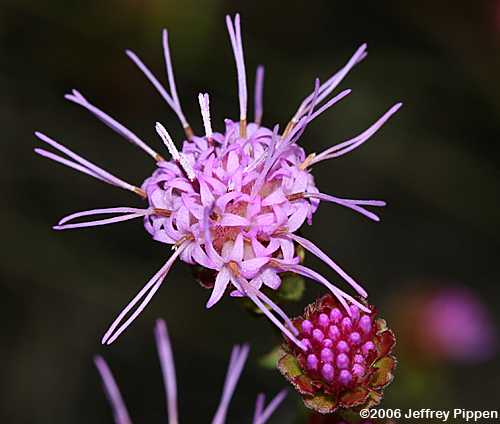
[
  {"left": 280, "top": 87, "right": 351, "bottom": 149},
  {"left": 253, "top": 394, "right": 265, "bottom": 424},
  {"left": 155, "top": 320, "right": 179, "bottom": 424},
  {"left": 306, "top": 88, "right": 351, "bottom": 123},
  {"left": 35, "top": 147, "right": 109, "bottom": 183},
  {"left": 34, "top": 132, "right": 141, "bottom": 194},
  {"left": 155, "top": 122, "right": 196, "bottom": 181},
  {"left": 253, "top": 390, "right": 288, "bottom": 424},
  {"left": 237, "top": 278, "right": 306, "bottom": 351},
  {"left": 94, "top": 356, "right": 132, "bottom": 424},
  {"left": 280, "top": 78, "right": 320, "bottom": 149},
  {"left": 98, "top": 322, "right": 286, "bottom": 423},
  {"left": 248, "top": 282, "right": 299, "bottom": 336},
  {"left": 55, "top": 207, "right": 151, "bottom": 229},
  {"left": 211, "top": 344, "right": 250, "bottom": 424},
  {"left": 65, "top": 90, "right": 163, "bottom": 161},
  {"left": 291, "top": 43, "right": 367, "bottom": 124},
  {"left": 102, "top": 243, "right": 188, "bottom": 345},
  {"left": 284, "top": 263, "right": 370, "bottom": 314},
  {"left": 312, "top": 102, "right": 403, "bottom": 164},
  {"left": 54, "top": 212, "right": 148, "bottom": 230},
  {"left": 126, "top": 48, "right": 190, "bottom": 136},
  {"left": 285, "top": 233, "right": 368, "bottom": 297},
  {"left": 303, "top": 192, "right": 385, "bottom": 222},
  {"left": 254, "top": 66, "right": 265, "bottom": 126},
  {"left": 198, "top": 93, "right": 213, "bottom": 140},
  {"left": 162, "top": 29, "right": 190, "bottom": 135},
  {"left": 226, "top": 14, "right": 248, "bottom": 137}
]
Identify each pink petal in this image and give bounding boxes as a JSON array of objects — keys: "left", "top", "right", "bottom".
[
  {"left": 199, "top": 178, "right": 215, "bottom": 207},
  {"left": 254, "top": 213, "right": 275, "bottom": 226},
  {"left": 220, "top": 213, "right": 249, "bottom": 227},
  {"left": 204, "top": 176, "right": 228, "bottom": 194},
  {"left": 290, "top": 172, "right": 308, "bottom": 194},
  {"left": 192, "top": 244, "right": 217, "bottom": 270},
  {"left": 227, "top": 150, "right": 240, "bottom": 173},
  {"left": 230, "top": 234, "right": 244, "bottom": 262},
  {"left": 206, "top": 267, "right": 231, "bottom": 308},
  {"left": 175, "top": 206, "right": 190, "bottom": 232},
  {"left": 287, "top": 203, "right": 308, "bottom": 232},
  {"left": 240, "top": 257, "right": 270, "bottom": 278},
  {"left": 261, "top": 268, "right": 281, "bottom": 289},
  {"left": 279, "top": 238, "right": 295, "bottom": 261},
  {"left": 216, "top": 192, "right": 241, "bottom": 212},
  {"left": 262, "top": 189, "right": 286, "bottom": 206},
  {"left": 153, "top": 230, "right": 176, "bottom": 245}
]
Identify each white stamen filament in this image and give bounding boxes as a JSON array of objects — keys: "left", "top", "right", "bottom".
[
  {"left": 198, "top": 93, "right": 213, "bottom": 140},
  {"left": 155, "top": 122, "right": 196, "bottom": 181}
]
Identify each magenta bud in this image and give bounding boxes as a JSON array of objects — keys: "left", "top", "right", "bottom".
[
  {"left": 349, "top": 331, "right": 361, "bottom": 345},
  {"left": 352, "top": 363, "right": 365, "bottom": 378},
  {"left": 336, "top": 353, "right": 349, "bottom": 369},
  {"left": 341, "top": 317, "right": 352, "bottom": 332},
  {"left": 336, "top": 340, "right": 350, "bottom": 353},
  {"left": 359, "top": 315, "right": 372, "bottom": 334},
  {"left": 322, "top": 338, "right": 333, "bottom": 348},
  {"left": 329, "top": 308, "right": 342, "bottom": 323},
  {"left": 328, "top": 325, "right": 340, "bottom": 340},
  {"left": 362, "top": 341, "right": 376, "bottom": 355},
  {"left": 350, "top": 304, "right": 360, "bottom": 321},
  {"left": 353, "top": 354, "right": 364, "bottom": 364},
  {"left": 338, "top": 369, "right": 352, "bottom": 385},
  {"left": 318, "top": 313, "right": 330, "bottom": 328},
  {"left": 312, "top": 328, "right": 324, "bottom": 343},
  {"left": 306, "top": 354, "right": 319, "bottom": 371},
  {"left": 320, "top": 347, "right": 334, "bottom": 362},
  {"left": 301, "top": 319, "right": 313, "bottom": 335},
  {"left": 321, "top": 363, "right": 335, "bottom": 382}
]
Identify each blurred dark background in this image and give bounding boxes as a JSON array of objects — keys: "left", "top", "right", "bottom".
[{"left": 1, "top": 1, "right": 499, "bottom": 423}]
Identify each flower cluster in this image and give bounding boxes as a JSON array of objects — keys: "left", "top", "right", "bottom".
[
  {"left": 278, "top": 294, "right": 396, "bottom": 414},
  {"left": 95, "top": 319, "right": 286, "bottom": 423},
  {"left": 35, "top": 14, "right": 400, "bottom": 351}
]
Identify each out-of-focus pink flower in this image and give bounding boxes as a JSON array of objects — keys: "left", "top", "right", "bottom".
[
  {"left": 395, "top": 285, "right": 496, "bottom": 363},
  {"left": 420, "top": 287, "right": 496, "bottom": 362}
]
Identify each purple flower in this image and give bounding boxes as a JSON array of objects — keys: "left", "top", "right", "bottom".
[
  {"left": 415, "top": 287, "right": 496, "bottom": 362},
  {"left": 95, "top": 319, "right": 287, "bottom": 424},
  {"left": 35, "top": 14, "right": 401, "bottom": 347}
]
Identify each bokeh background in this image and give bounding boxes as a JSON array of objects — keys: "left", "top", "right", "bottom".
[{"left": 1, "top": 1, "right": 500, "bottom": 423}]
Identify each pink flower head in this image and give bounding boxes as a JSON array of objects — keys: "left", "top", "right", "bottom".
[
  {"left": 35, "top": 14, "right": 401, "bottom": 348},
  {"left": 95, "top": 319, "right": 287, "bottom": 424}
]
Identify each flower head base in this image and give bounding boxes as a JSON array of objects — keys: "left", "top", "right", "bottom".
[
  {"left": 35, "top": 13, "right": 401, "bottom": 347},
  {"left": 277, "top": 294, "right": 396, "bottom": 414},
  {"left": 95, "top": 319, "right": 287, "bottom": 424}
]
